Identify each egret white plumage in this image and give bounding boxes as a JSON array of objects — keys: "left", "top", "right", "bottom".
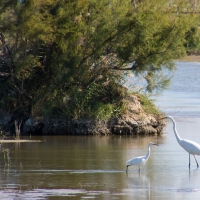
[
  {"left": 165, "top": 115, "right": 200, "bottom": 168},
  {"left": 126, "top": 142, "right": 158, "bottom": 172}
]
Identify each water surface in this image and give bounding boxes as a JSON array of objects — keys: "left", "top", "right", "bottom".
[{"left": 156, "top": 62, "right": 200, "bottom": 117}]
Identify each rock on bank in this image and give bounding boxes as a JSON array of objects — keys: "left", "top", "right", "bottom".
[{"left": 0, "top": 95, "right": 165, "bottom": 136}]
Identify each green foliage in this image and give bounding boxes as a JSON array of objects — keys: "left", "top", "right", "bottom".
[
  {"left": 0, "top": 0, "right": 198, "bottom": 120},
  {"left": 185, "top": 25, "right": 200, "bottom": 54},
  {"left": 114, "top": 0, "right": 197, "bottom": 92}
]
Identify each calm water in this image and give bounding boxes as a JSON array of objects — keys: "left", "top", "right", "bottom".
[
  {"left": 0, "top": 62, "right": 200, "bottom": 199},
  {"left": 156, "top": 62, "right": 200, "bottom": 117}
]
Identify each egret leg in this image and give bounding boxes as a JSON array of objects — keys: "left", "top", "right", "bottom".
[
  {"left": 193, "top": 155, "right": 199, "bottom": 168},
  {"left": 126, "top": 165, "right": 129, "bottom": 173},
  {"left": 138, "top": 166, "right": 140, "bottom": 173},
  {"left": 189, "top": 154, "right": 191, "bottom": 168}
]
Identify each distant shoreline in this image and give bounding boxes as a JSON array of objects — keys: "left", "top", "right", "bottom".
[{"left": 176, "top": 55, "right": 200, "bottom": 62}]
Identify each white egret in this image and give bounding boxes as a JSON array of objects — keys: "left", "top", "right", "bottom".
[
  {"left": 165, "top": 115, "right": 200, "bottom": 168},
  {"left": 126, "top": 142, "right": 158, "bottom": 173}
]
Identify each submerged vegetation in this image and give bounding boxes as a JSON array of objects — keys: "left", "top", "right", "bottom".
[{"left": 0, "top": 0, "right": 199, "bottom": 134}]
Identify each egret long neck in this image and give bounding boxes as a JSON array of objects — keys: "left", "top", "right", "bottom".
[
  {"left": 170, "top": 117, "right": 182, "bottom": 144},
  {"left": 145, "top": 145, "right": 151, "bottom": 160}
]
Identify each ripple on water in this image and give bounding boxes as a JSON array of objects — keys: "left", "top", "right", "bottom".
[{"left": 22, "top": 169, "right": 125, "bottom": 174}]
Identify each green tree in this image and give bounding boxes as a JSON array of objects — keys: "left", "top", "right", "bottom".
[
  {"left": 185, "top": 25, "right": 200, "bottom": 54},
  {"left": 0, "top": 0, "right": 197, "bottom": 119}
]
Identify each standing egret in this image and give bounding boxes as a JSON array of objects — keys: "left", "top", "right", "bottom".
[
  {"left": 126, "top": 142, "right": 158, "bottom": 173},
  {"left": 165, "top": 115, "right": 200, "bottom": 168}
]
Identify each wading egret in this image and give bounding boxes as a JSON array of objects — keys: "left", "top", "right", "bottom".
[
  {"left": 165, "top": 115, "right": 200, "bottom": 168},
  {"left": 126, "top": 142, "right": 158, "bottom": 173}
]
